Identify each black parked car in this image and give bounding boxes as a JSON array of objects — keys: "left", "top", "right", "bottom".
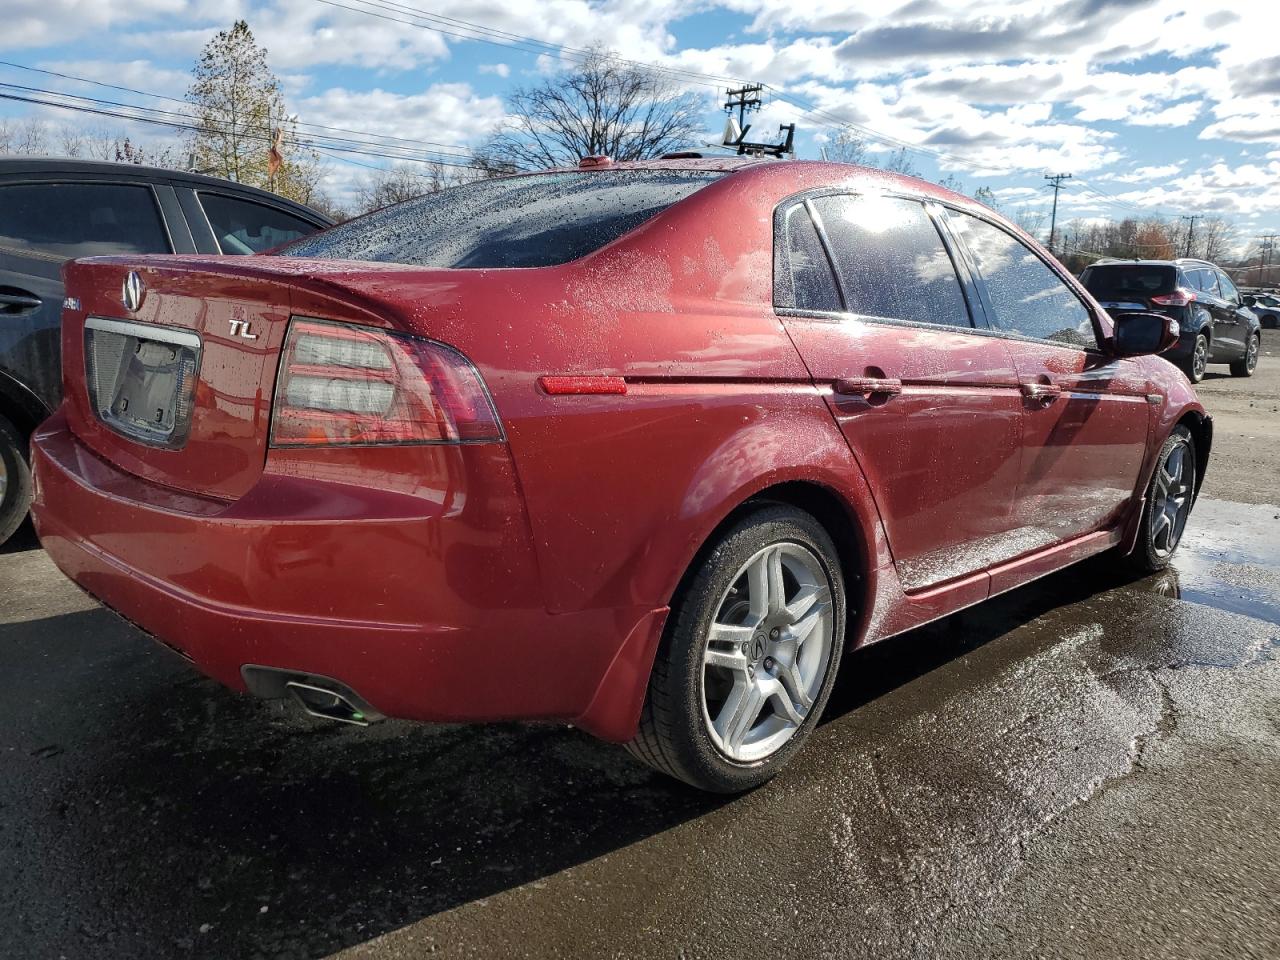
[
  {"left": 0, "top": 158, "right": 332, "bottom": 544},
  {"left": 1080, "top": 257, "right": 1260, "bottom": 384}
]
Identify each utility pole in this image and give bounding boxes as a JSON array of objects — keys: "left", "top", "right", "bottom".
[
  {"left": 723, "top": 84, "right": 762, "bottom": 135},
  {"left": 1260, "top": 234, "right": 1278, "bottom": 288},
  {"left": 722, "top": 83, "right": 794, "bottom": 157},
  {"left": 1044, "top": 173, "right": 1071, "bottom": 255},
  {"left": 1181, "top": 215, "right": 1204, "bottom": 258}
]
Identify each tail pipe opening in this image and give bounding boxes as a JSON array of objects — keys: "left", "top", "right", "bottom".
[{"left": 241, "top": 664, "right": 382, "bottom": 727}]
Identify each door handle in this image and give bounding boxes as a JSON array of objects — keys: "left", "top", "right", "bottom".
[
  {"left": 0, "top": 292, "right": 42, "bottom": 313},
  {"left": 833, "top": 376, "right": 903, "bottom": 397},
  {"left": 1020, "top": 381, "right": 1062, "bottom": 405}
]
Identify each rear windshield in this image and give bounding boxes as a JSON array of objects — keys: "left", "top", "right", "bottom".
[
  {"left": 1080, "top": 264, "right": 1176, "bottom": 299},
  {"left": 280, "top": 170, "right": 723, "bottom": 269}
]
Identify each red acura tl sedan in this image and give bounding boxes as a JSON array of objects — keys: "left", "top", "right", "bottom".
[{"left": 31, "top": 158, "right": 1209, "bottom": 792}]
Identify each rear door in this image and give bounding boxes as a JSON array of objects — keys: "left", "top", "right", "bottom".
[
  {"left": 1189, "top": 267, "right": 1237, "bottom": 358},
  {"left": 943, "top": 210, "right": 1150, "bottom": 551},
  {"left": 0, "top": 178, "right": 177, "bottom": 411},
  {"left": 1213, "top": 269, "right": 1249, "bottom": 358},
  {"left": 180, "top": 188, "right": 326, "bottom": 255},
  {"left": 776, "top": 192, "right": 1024, "bottom": 591}
]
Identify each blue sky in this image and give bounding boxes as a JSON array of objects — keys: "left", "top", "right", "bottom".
[{"left": 3, "top": 0, "right": 1279, "bottom": 253}]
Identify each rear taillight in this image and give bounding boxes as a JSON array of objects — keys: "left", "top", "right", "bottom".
[
  {"left": 270, "top": 318, "right": 501, "bottom": 447},
  {"left": 1151, "top": 288, "right": 1197, "bottom": 307}
]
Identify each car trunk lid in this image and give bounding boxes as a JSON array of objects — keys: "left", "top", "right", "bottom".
[{"left": 60, "top": 255, "right": 428, "bottom": 500}]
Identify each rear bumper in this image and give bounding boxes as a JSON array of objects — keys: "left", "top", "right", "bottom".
[
  {"left": 1164, "top": 329, "right": 1199, "bottom": 363},
  {"left": 30, "top": 409, "right": 665, "bottom": 741}
]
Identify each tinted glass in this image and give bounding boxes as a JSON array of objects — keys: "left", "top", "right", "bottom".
[
  {"left": 1216, "top": 271, "right": 1238, "bottom": 302},
  {"left": 0, "top": 182, "right": 170, "bottom": 258},
  {"left": 777, "top": 203, "right": 841, "bottom": 312},
  {"left": 282, "top": 171, "right": 722, "bottom": 268},
  {"left": 1081, "top": 264, "right": 1176, "bottom": 299},
  {"left": 1193, "top": 268, "right": 1219, "bottom": 295},
  {"left": 811, "top": 194, "right": 970, "bottom": 327},
  {"left": 950, "top": 213, "right": 1096, "bottom": 349},
  {"left": 200, "top": 193, "right": 320, "bottom": 254}
]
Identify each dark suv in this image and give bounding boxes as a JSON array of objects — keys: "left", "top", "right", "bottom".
[
  {"left": 1079, "top": 257, "right": 1260, "bottom": 383},
  {"left": 0, "top": 158, "right": 332, "bottom": 544}
]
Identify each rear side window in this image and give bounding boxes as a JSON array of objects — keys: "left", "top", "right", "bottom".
[
  {"left": 776, "top": 203, "right": 841, "bottom": 312},
  {"left": 949, "top": 212, "right": 1096, "bottom": 349},
  {"left": 199, "top": 193, "right": 320, "bottom": 254},
  {"left": 0, "top": 182, "right": 170, "bottom": 259},
  {"left": 1081, "top": 264, "right": 1176, "bottom": 299},
  {"left": 1192, "top": 268, "right": 1219, "bottom": 295},
  {"left": 809, "top": 194, "right": 971, "bottom": 327},
  {"left": 281, "top": 171, "right": 723, "bottom": 269}
]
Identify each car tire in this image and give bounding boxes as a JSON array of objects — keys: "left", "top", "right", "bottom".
[
  {"left": 1182, "top": 333, "right": 1209, "bottom": 383},
  {"left": 1126, "top": 425, "right": 1196, "bottom": 574},
  {"left": 1230, "top": 332, "right": 1260, "bottom": 377},
  {"left": 627, "top": 504, "right": 846, "bottom": 793},
  {"left": 1261, "top": 313, "right": 1278, "bottom": 330},
  {"left": 0, "top": 414, "right": 33, "bottom": 547}
]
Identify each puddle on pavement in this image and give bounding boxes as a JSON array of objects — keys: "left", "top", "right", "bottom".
[{"left": 1128, "top": 497, "right": 1280, "bottom": 624}]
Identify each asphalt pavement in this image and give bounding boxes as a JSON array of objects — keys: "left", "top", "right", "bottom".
[{"left": 2, "top": 336, "right": 1278, "bottom": 960}]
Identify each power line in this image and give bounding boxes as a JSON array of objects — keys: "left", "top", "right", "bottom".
[
  {"left": 0, "top": 88, "right": 489, "bottom": 170},
  {"left": 0, "top": 61, "right": 477, "bottom": 158}
]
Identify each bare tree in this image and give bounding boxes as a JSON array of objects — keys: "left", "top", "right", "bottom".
[
  {"left": 475, "top": 47, "right": 703, "bottom": 169},
  {"left": 973, "top": 186, "right": 999, "bottom": 210},
  {"left": 881, "top": 147, "right": 920, "bottom": 178},
  {"left": 822, "top": 128, "right": 868, "bottom": 165},
  {"left": 353, "top": 162, "right": 466, "bottom": 215}
]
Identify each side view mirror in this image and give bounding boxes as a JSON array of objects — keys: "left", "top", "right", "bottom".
[
  {"left": 1111, "top": 311, "right": 1180, "bottom": 357},
  {"left": 1243, "top": 294, "right": 1256, "bottom": 306}
]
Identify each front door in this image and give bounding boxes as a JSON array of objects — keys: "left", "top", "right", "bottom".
[
  {"left": 944, "top": 210, "right": 1150, "bottom": 548},
  {"left": 775, "top": 193, "right": 1024, "bottom": 592}
]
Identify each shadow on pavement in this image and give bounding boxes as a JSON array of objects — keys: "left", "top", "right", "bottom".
[
  {"left": 0, "top": 555, "right": 1171, "bottom": 959},
  {"left": 0, "top": 519, "right": 38, "bottom": 555}
]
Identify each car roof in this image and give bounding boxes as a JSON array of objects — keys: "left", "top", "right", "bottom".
[
  {"left": 1089, "top": 258, "right": 1220, "bottom": 269},
  {"left": 533, "top": 156, "right": 1000, "bottom": 215},
  {"left": 0, "top": 156, "right": 332, "bottom": 223}
]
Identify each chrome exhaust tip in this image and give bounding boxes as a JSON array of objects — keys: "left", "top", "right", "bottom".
[
  {"left": 240, "top": 665, "right": 382, "bottom": 727},
  {"left": 284, "top": 680, "right": 370, "bottom": 727}
]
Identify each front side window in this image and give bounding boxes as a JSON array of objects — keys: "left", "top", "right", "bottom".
[
  {"left": 810, "top": 194, "right": 971, "bottom": 327},
  {"left": 281, "top": 171, "right": 723, "bottom": 269},
  {"left": 0, "top": 182, "right": 170, "bottom": 259},
  {"left": 949, "top": 213, "right": 1096, "bottom": 349},
  {"left": 776, "top": 203, "right": 841, "bottom": 312},
  {"left": 1216, "top": 271, "right": 1239, "bottom": 303},
  {"left": 200, "top": 193, "right": 320, "bottom": 254}
]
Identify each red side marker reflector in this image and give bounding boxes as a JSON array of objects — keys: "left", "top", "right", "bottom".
[{"left": 538, "top": 375, "right": 627, "bottom": 396}]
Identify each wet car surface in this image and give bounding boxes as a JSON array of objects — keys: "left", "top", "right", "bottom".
[{"left": 4, "top": 333, "right": 1280, "bottom": 959}]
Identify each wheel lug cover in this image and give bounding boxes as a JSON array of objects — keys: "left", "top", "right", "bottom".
[{"left": 769, "top": 627, "right": 780, "bottom": 639}]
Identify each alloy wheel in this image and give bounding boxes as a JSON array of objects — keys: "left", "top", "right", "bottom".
[
  {"left": 700, "top": 542, "right": 834, "bottom": 763},
  {"left": 1192, "top": 337, "right": 1208, "bottom": 380},
  {"left": 1150, "top": 440, "right": 1195, "bottom": 559},
  {"left": 0, "top": 454, "right": 7, "bottom": 503},
  {"left": 1247, "top": 334, "right": 1259, "bottom": 372}
]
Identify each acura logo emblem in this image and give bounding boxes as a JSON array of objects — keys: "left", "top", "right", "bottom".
[{"left": 122, "top": 271, "right": 145, "bottom": 312}]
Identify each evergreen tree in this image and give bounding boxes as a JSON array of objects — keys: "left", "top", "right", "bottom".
[{"left": 186, "top": 20, "right": 321, "bottom": 202}]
